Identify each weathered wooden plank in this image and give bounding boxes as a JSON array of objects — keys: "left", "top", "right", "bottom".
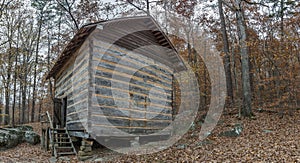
[
  {"left": 67, "top": 89, "right": 88, "bottom": 106},
  {"left": 55, "top": 58, "right": 87, "bottom": 88},
  {"left": 92, "top": 94, "right": 172, "bottom": 110},
  {"left": 55, "top": 67, "right": 88, "bottom": 97},
  {"left": 92, "top": 41, "right": 173, "bottom": 74},
  {"left": 91, "top": 125, "right": 170, "bottom": 136},
  {"left": 66, "top": 110, "right": 88, "bottom": 122},
  {"left": 67, "top": 98, "right": 88, "bottom": 114},
  {"left": 92, "top": 31, "right": 175, "bottom": 70},
  {"left": 55, "top": 40, "right": 90, "bottom": 80},
  {"left": 92, "top": 57, "right": 172, "bottom": 84},
  {"left": 93, "top": 85, "right": 172, "bottom": 103},
  {"left": 91, "top": 114, "right": 171, "bottom": 122},
  {"left": 94, "top": 66, "right": 172, "bottom": 89},
  {"left": 90, "top": 106, "right": 172, "bottom": 121},
  {"left": 67, "top": 121, "right": 87, "bottom": 131},
  {"left": 90, "top": 105, "right": 172, "bottom": 117},
  {"left": 92, "top": 55, "right": 173, "bottom": 82},
  {"left": 92, "top": 86, "right": 172, "bottom": 103},
  {"left": 56, "top": 79, "right": 88, "bottom": 98},
  {"left": 67, "top": 91, "right": 88, "bottom": 106},
  {"left": 91, "top": 123, "right": 166, "bottom": 131},
  {"left": 93, "top": 76, "right": 172, "bottom": 96},
  {"left": 91, "top": 115, "right": 130, "bottom": 127}
]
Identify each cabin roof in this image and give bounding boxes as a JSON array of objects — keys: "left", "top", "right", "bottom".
[{"left": 46, "top": 16, "right": 186, "bottom": 79}]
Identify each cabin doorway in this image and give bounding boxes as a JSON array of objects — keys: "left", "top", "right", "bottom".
[
  {"left": 53, "top": 97, "right": 67, "bottom": 128},
  {"left": 61, "top": 97, "right": 67, "bottom": 128}
]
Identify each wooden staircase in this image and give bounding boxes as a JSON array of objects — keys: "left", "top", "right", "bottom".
[
  {"left": 41, "top": 111, "right": 77, "bottom": 158},
  {"left": 50, "top": 128, "right": 77, "bottom": 157}
]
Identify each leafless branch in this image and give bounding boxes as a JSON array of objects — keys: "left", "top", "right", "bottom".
[
  {"left": 126, "top": 0, "right": 148, "bottom": 15},
  {"left": 56, "top": 0, "right": 79, "bottom": 30},
  {"left": 242, "top": 0, "right": 269, "bottom": 8},
  {"left": 0, "top": 0, "right": 12, "bottom": 19},
  {"left": 221, "top": 0, "right": 236, "bottom": 11},
  {"left": 126, "top": 0, "right": 143, "bottom": 10}
]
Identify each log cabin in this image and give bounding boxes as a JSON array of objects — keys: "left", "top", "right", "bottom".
[{"left": 46, "top": 16, "right": 186, "bottom": 144}]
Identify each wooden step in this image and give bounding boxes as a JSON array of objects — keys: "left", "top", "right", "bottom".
[
  {"left": 55, "top": 146, "right": 73, "bottom": 149},
  {"left": 53, "top": 136, "right": 69, "bottom": 139},
  {"left": 54, "top": 142, "right": 72, "bottom": 144},
  {"left": 54, "top": 132, "right": 68, "bottom": 135},
  {"left": 52, "top": 128, "right": 67, "bottom": 131},
  {"left": 49, "top": 128, "right": 77, "bottom": 157},
  {"left": 57, "top": 152, "right": 76, "bottom": 156}
]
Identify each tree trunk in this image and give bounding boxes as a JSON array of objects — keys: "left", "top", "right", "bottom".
[
  {"left": 4, "top": 42, "right": 13, "bottom": 125},
  {"left": 235, "top": 0, "right": 253, "bottom": 117},
  {"left": 218, "top": 0, "right": 234, "bottom": 106},
  {"left": 31, "top": 17, "right": 43, "bottom": 123},
  {"left": 21, "top": 52, "right": 28, "bottom": 124},
  {"left": 18, "top": 83, "right": 21, "bottom": 124},
  {"left": 12, "top": 49, "right": 18, "bottom": 127},
  {"left": 27, "top": 76, "right": 32, "bottom": 123}
]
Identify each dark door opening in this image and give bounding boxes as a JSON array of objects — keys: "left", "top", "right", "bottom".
[
  {"left": 53, "top": 98, "right": 62, "bottom": 128},
  {"left": 61, "top": 97, "right": 67, "bottom": 128}
]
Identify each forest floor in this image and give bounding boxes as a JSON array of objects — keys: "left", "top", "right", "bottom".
[{"left": 0, "top": 109, "right": 299, "bottom": 162}]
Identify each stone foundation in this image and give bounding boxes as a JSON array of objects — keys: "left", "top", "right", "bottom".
[{"left": 78, "top": 139, "right": 93, "bottom": 161}]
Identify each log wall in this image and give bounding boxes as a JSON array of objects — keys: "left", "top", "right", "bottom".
[
  {"left": 54, "top": 41, "right": 90, "bottom": 131},
  {"left": 54, "top": 35, "right": 175, "bottom": 136},
  {"left": 89, "top": 37, "right": 174, "bottom": 135}
]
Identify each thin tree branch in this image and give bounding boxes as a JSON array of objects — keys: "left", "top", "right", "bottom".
[
  {"left": 221, "top": 0, "right": 236, "bottom": 11},
  {"left": 56, "top": 0, "right": 79, "bottom": 30},
  {"left": 126, "top": 0, "right": 148, "bottom": 15},
  {"left": 242, "top": 0, "right": 269, "bottom": 8},
  {"left": 0, "top": 0, "right": 12, "bottom": 19},
  {"left": 126, "top": 0, "right": 143, "bottom": 10}
]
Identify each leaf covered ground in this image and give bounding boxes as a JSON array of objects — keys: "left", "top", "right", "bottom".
[{"left": 0, "top": 110, "right": 299, "bottom": 162}]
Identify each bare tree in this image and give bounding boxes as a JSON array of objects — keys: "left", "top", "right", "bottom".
[
  {"left": 221, "top": 0, "right": 256, "bottom": 117},
  {"left": 218, "top": 0, "right": 234, "bottom": 106}
]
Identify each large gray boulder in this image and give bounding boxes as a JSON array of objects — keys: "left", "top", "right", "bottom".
[
  {"left": 24, "top": 131, "right": 40, "bottom": 145},
  {"left": 0, "top": 125, "right": 40, "bottom": 150},
  {"left": 219, "top": 123, "right": 243, "bottom": 137},
  {"left": 16, "top": 125, "right": 33, "bottom": 132},
  {"left": 0, "top": 129, "right": 20, "bottom": 150},
  {"left": 2, "top": 128, "right": 24, "bottom": 143}
]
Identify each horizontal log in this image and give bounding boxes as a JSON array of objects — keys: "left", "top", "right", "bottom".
[
  {"left": 55, "top": 76, "right": 88, "bottom": 97},
  {"left": 55, "top": 63, "right": 88, "bottom": 97},
  {"left": 92, "top": 42, "right": 173, "bottom": 74},
  {"left": 67, "top": 90, "right": 88, "bottom": 105},
  {"left": 92, "top": 85, "right": 172, "bottom": 103},
  {"left": 93, "top": 75, "right": 172, "bottom": 95},
  {"left": 90, "top": 105, "right": 172, "bottom": 117},
  {"left": 92, "top": 95, "right": 172, "bottom": 110},
  {"left": 91, "top": 124, "right": 167, "bottom": 132},
  {"left": 92, "top": 35, "right": 175, "bottom": 71},
  {"left": 67, "top": 119, "right": 87, "bottom": 131},
  {"left": 91, "top": 115, "right": 130, "bottom": 127},
  {"left": 92, "top": 55, "right": 172, "bottom": 82},
  {"left": 94, "top": 66, "right": 172, "bottom": 90},
  {"left": 90, "top": 106, "right": 172, "bottom": 120},
  {"left": 56, "top": 58, "right": 88, "bottom": 88},
  {"left": 92, "top": 57, "right": 172, "bottom": 84},
  {"left": 68, "top": 91, "right": 88, "bottom": 105},
  {"left": 90, "top": 116, "right": 170, "bottom": 129},
  {"left": 91, "top": 114, "right": 171, "bottom": 122},
  {"left": 92, "top": 87, "right": 171, "bottom": 104},
  {"left": 67, "top": 98, "right": 88, "bottom": 114},
  {"left": 66, "top": 110, "right": 88, "bottom": 122}
]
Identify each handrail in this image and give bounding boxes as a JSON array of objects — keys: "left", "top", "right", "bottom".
[{"left": 45, "top": 111, "right": 54, "bottom": 129}]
